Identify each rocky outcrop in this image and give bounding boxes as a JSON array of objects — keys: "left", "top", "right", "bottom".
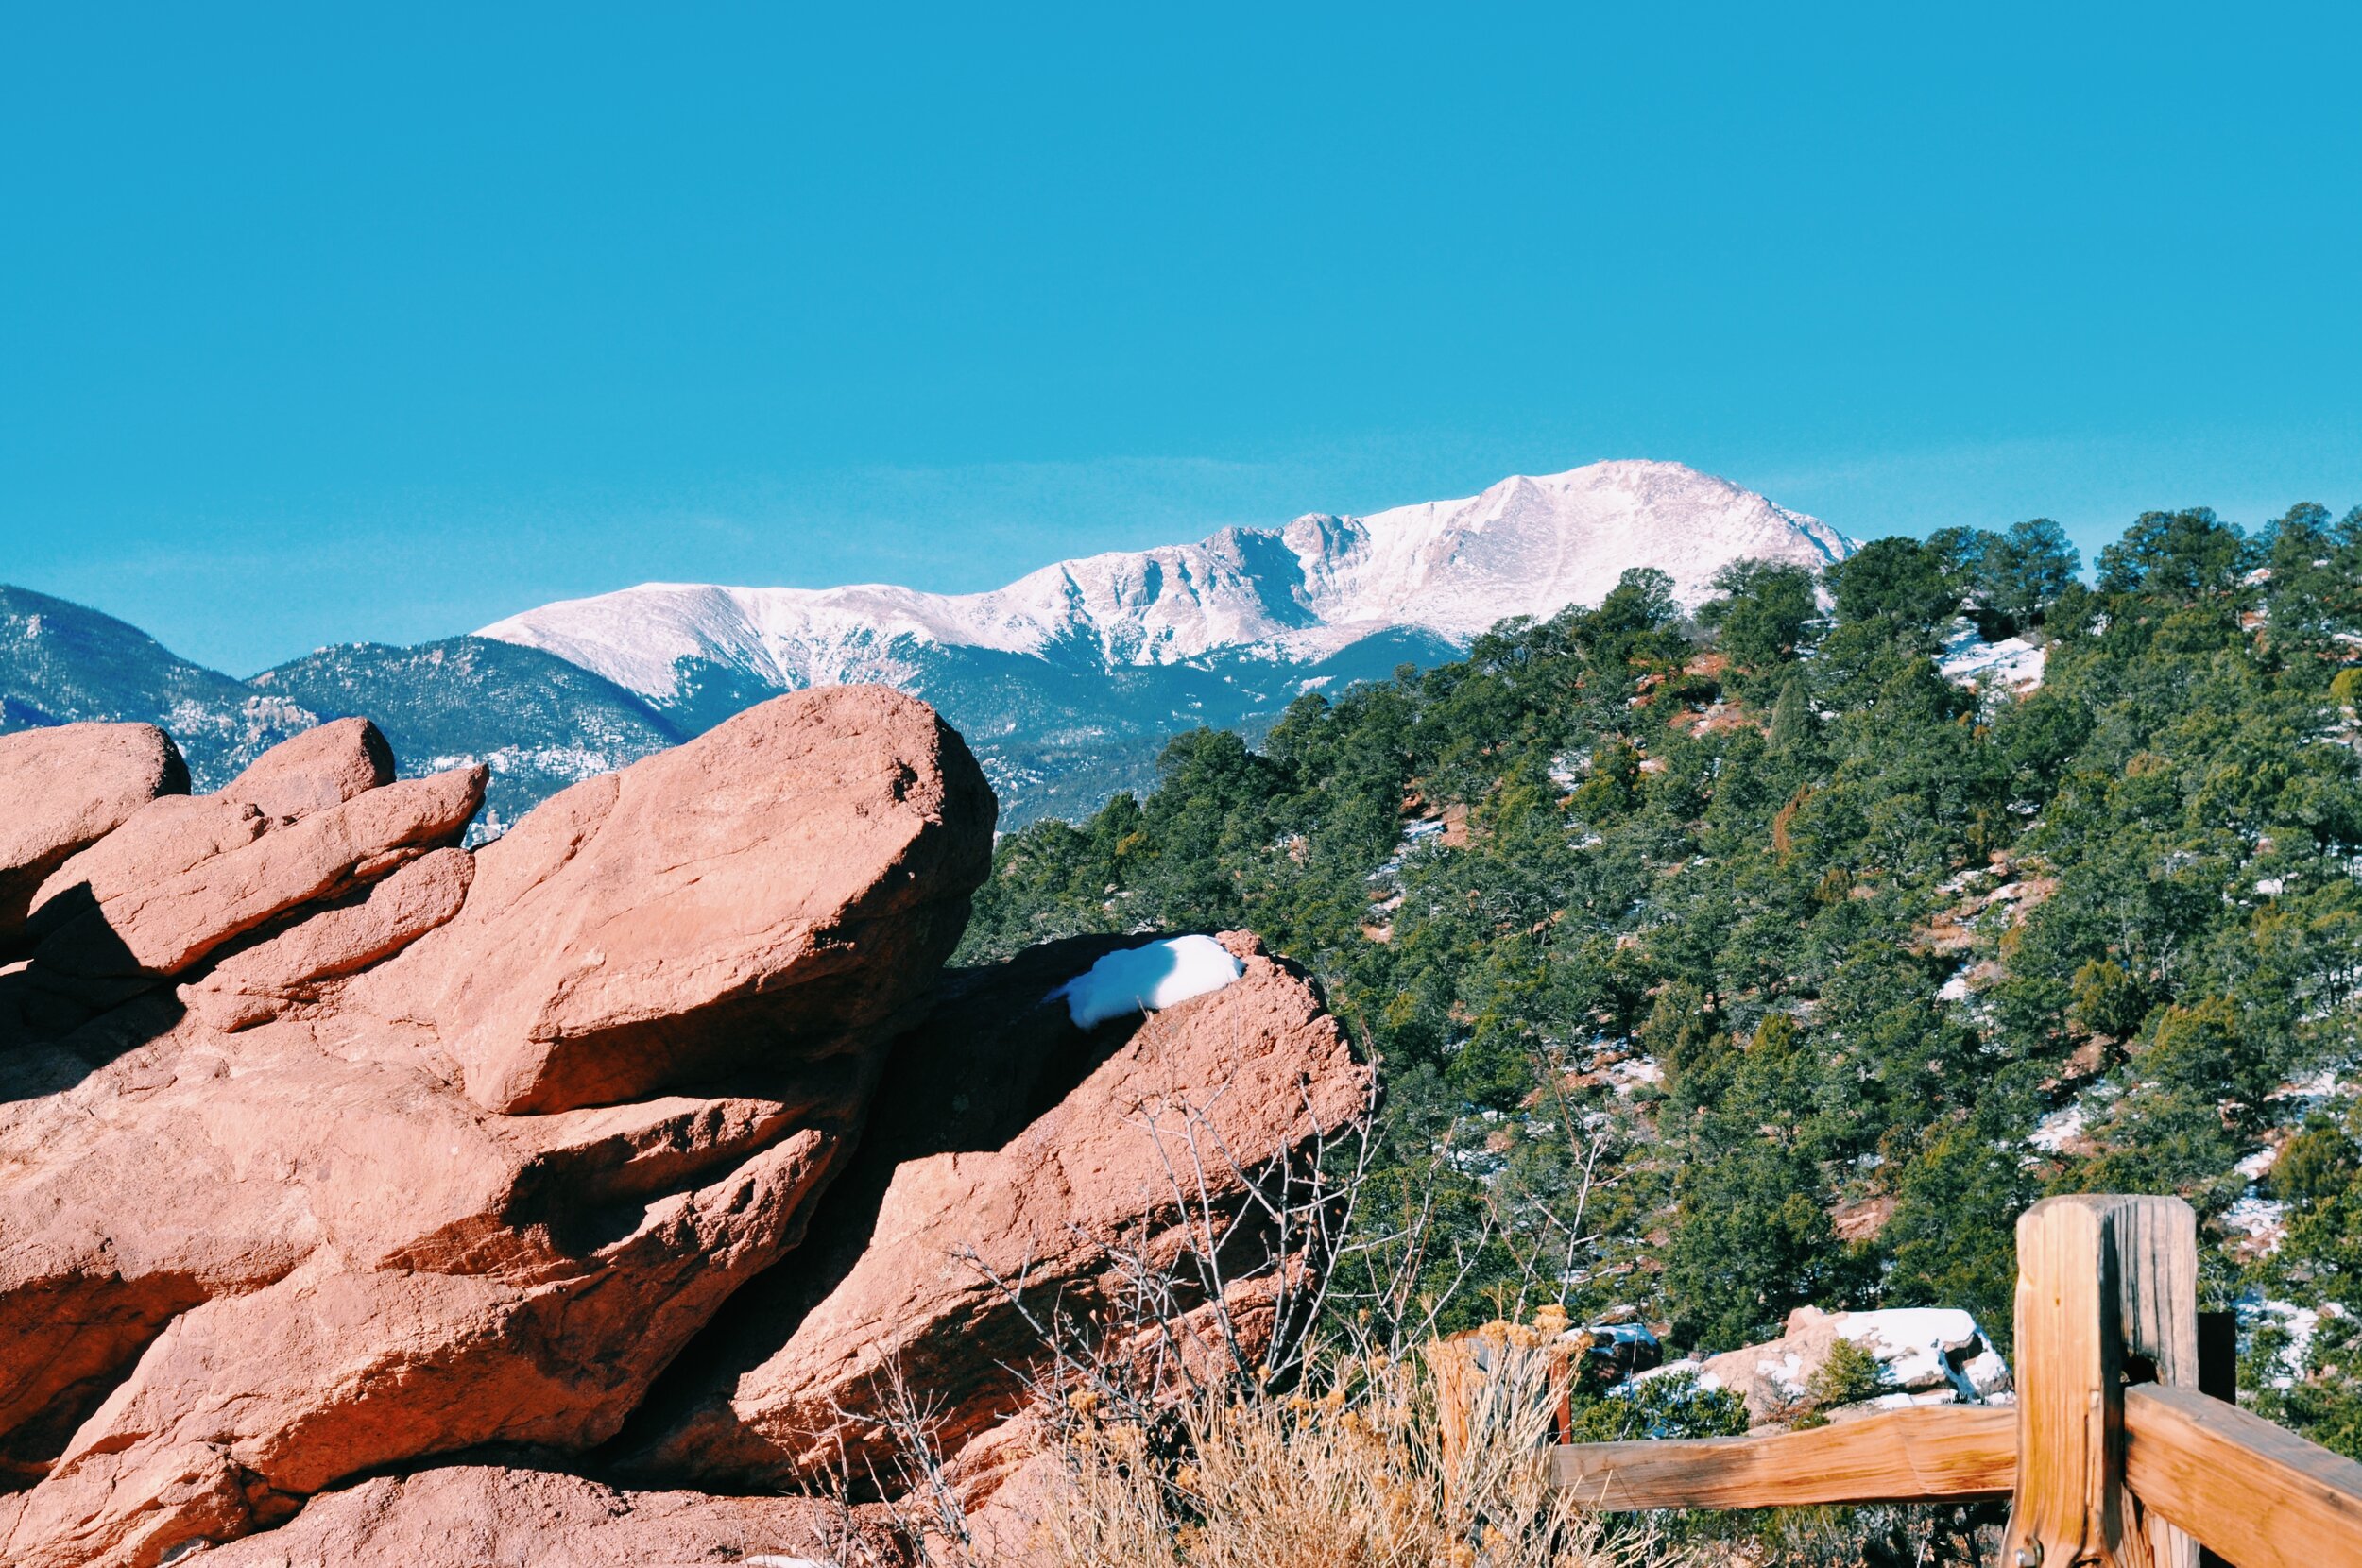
[
  {"left": 1676, "top": 1304, "right": 2012, "bottom": 1426},
  {"left": 0, "top": 689, "right": 1364, "bottom": 1568},
  {"left": 0, "top": 690, "right": 997, "bottom": 1567},
  {"left": 180, "top": 847, "right": 476, "bottom": 1031},
  {"left": 31, "top": 766, "right": 487, "bottom": 980},
  {"left": 616, "top": 929, "right": 1369, "bottom": 1496},
  {"left": 214, "top": 716, "right": 395, "bottom": 823},
  {"left": 199, "top": 1464, "right": 911, "bottom": 1568},
  {"left": 377, "top": 684, "right": 993, "bottom": 1116},
  {"left": 0, "top": 722, "right": 187, "bottom": 942}
]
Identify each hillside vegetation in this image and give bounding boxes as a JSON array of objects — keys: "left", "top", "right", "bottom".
[{"left": 956, "top": 505, "right": 2362, "bottom": 1457}]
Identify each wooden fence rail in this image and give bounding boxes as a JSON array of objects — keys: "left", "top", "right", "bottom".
[{"left": 1550, "top": 1195, "right": 2362, "bottom": 1568}]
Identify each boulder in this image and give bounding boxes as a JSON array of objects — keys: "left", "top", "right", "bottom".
[
  {"left": 219, "top": 718, "right": 396, "bottom": 824},
  {"left": 28, "top": 795, "right": 269, "bottom": 930},
  {"left": 615, "top": 930, "right": 1369, "bottom": 1495},
  {"left": 136, "top": 1463, "right": 910, "bottom": 1568},
  {"left": 22, "top": 721, "right": 398, "bottom": 946},
  {"left": 180, "top": 846, "right": 476, "bottom": 1031},
  {"left": 1687, "top": 1304, "right": 2012, "bottom": 1425},
  {"left": 0, "top": 689, "right": 998, "bottom": 1568},
  {"left": 30, "top": 765, "right": 488, "bottom": 980},
  {"left": 373, "top": 686, "right": 998, "bottom": 1114},
  {"left": 0, "top": 723, "right": 186, "bottom": 943},
  {"left": 4, "top": 1111, "right": 856, "bottom": 1567}
]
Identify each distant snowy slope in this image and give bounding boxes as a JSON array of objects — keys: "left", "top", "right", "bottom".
[
  {"left": 2, "top": 461, "right": 1855, "bottom": 833},
  {"left": 1298, "top": 460, "right": 1851, "bottom": 644},
  {"left": 479, "top": 460, "right": 1852, "bottom": 707}
]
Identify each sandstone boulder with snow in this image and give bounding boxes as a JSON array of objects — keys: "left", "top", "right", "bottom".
[
  {"left": 615, "top": 929, "right": 1370, "bottom": 1497},
  {"left": 1680, "top": 1304, "right": 2012, "bottom": 1426}
]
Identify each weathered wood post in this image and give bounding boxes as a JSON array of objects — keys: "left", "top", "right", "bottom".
[{"left": 2006, "top": 1194, "right": 2200, "bottom": 1568}]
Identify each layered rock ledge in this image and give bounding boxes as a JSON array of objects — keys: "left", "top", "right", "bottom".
[{"left": 0, "top": 696, "right": 1366, "bottom": 1567}]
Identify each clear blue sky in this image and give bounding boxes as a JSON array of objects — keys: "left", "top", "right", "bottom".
[{"left": 5, "top": 4, "right": 2359, "bottom": 675}]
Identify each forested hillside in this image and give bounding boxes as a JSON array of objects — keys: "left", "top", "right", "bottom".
[{"left": 956, "top": 505, "right": 2362, "bottom": 1456}]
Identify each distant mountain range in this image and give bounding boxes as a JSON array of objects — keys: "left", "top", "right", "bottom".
[{"left": 4, "top": 460, "right": 1852, "bottom": 827}]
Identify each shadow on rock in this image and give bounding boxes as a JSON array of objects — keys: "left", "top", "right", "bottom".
[
  {"left": 0, "top": 883, "right": 185, "bottom": 1104},
  {"left": 602, "top": 933, "right": 1150, "bottom": 1479}
]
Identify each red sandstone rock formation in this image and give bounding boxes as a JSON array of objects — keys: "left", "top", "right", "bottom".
[
  {"left": 0, "top": 693, "right": 1365, "bottom": 1568},
  {"left": 201, "top": 1464, "right": 909, "bottom": 1568},
  {"left": 615, "top": 930, "right": 1369, "bottom": 1498},
  {"left": 0, "top": 690, "right": 994, "bottom": 1567},
  {"left": 0, "top": 721, "right": 187, "bottom": 941}
]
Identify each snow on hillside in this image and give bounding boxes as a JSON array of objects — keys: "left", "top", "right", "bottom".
[
  {"left": 479, "top": 460, "right": 1854, "bottom": 704},
  {"left": 1938, "top": 621, "right": 2047, "bottom": 697}
]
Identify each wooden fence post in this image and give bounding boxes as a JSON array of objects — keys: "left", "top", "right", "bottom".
[{"left": 2006, "top": 1194, "right": 2200, "bottom": 1568}]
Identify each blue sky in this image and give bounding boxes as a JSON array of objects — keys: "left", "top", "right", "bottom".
[{"left": 5, "top": 4, "right": 2359, "bottom": 674}]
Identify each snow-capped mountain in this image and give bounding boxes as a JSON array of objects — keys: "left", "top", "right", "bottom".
[
  {"left": 3, "top": 461, "right": 1852, "bottom": 837},
  {"left": 480, "top": 460, "right": 1851, "bottom": 702}
]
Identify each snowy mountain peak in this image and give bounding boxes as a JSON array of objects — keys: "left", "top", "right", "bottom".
[{"left": 478, "top": 460, "right": 1853, "bottom": 705}]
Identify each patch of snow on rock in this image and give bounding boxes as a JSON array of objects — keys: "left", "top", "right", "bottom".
[
  {"left": 1608, "top": 1056, "right": 1665, "bottom": 1094},
  {"left": 2241, "top": 1296, "right": 2330, "bottom": 1389},
  {"left": 2223, "top": 1194, "right": 2287, "bottom": 1252},
  {"left": 1051, "top": 935, "right": 1243, "bottom": 1029},
  {"left": 1838, "top": 1307, "right": 2012, "bottom": 1402}
]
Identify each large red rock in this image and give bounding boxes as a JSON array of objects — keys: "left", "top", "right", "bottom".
[
  {"left": 197, "top": 1464, "right": 909, "bottom": 1568},
  {"left": 0, "top": 723, "right": 186, "bottom": 943},
  {"left": 217, "top": 718, "right": 395, "bottom": 824},
  {"left": 181, "top": 846, "right": 476, "bottom": 1031},
  {"left": 375, "top": 685, "right": 997, "bottom": 1114},
  {"left": 23, "top": 720, "right": 402, "bottom": 944},
  {"left": 0, "top": 690, "right": 997, "bottom": 1568},
  {"left": 615, "top": 931, "right": 1369, "bottom": 1495},
  {"left": 30, "top": 766, "right": 488, "bottom": 979}
]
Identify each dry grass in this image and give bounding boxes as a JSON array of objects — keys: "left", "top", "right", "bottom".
[{"left": 1015, "top": 1322, "right": 1656, "bottom": 1568}]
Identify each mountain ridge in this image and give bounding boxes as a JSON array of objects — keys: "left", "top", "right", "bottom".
[
  {"left": 479, "top": 459, "right": 1852, "bottom": 702},
  {"left": 6, "top": 460, "right": 1852, "bottom": 827}
]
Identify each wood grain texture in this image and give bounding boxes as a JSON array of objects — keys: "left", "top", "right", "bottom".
[
  {"left": 1550, "top": 1406, "right": 2017, "bottom": 1510},
  {"left": 2110, "top": 1196, "right": 2202, "bottom": 1568},
  {"left": 2008, "top": 1197, "right": 2114, "bottom": 1566},
  {"left": 2124, "top": 1385, "right": 2362, "bottom": 1568},
  {"left": 2005, "top": 1195, "right": 2199, "bottom": 1568}
]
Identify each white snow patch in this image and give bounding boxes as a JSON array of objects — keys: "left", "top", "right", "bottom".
[
  {"left": 1838, "top": 1308, "right": 2011, "bottom": 1401},
  {"left": 1938, "top": 622, "right": 2046, "bottom": 697},
  {"left": 2242, "top": 1297, "right": 2328, "bottom": 1389},
  {"left": 1629, "top": 1357, "right": 1715, "bottom": 1389},
  {"left": 2270, "top": 1068, "right": 2346, "bottom": 1106},
  {"left": 1608, "top": 1056, "right": 1665, "bottom": 1094},
  {"left": 1051, "top": 936, "right": 1243, "bottom": 1030},
  {"left": 2223, "top": 1194, "right": 2287, "bottom": 1250},
  {"left": 2256, "top": 877, "right": 2287, "bottom": 896},
  {"left": 2236, "top": 1147, "right": 2281, "bottom": 1181},
  {"left": 1936, "top": 970, "right": 1972, "bottom": 1002},
  {"left": 2028, "top": 1102, "right": 2088, "bottom": 1153}
]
